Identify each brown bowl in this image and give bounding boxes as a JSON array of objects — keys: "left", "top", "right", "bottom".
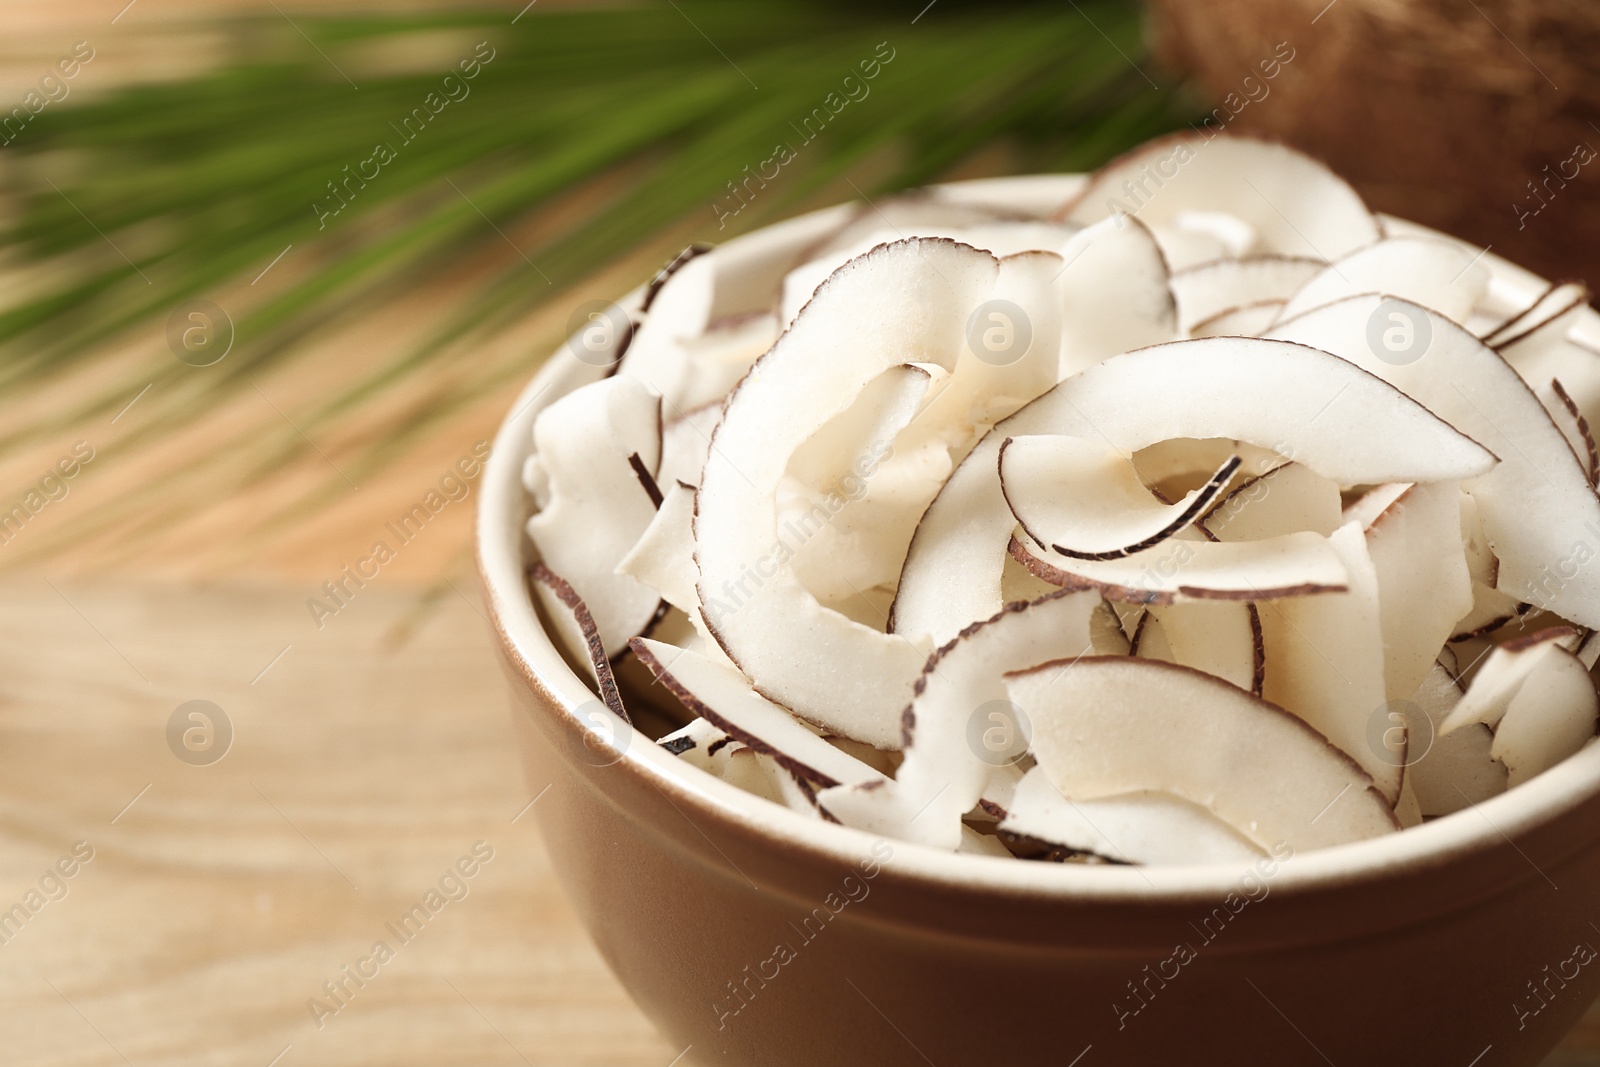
[{"left": 477, "top": 180, "right": 1600, "bottom": 1067}]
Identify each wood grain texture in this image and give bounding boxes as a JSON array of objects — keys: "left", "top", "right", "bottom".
[
  {"left": 0, "top": 577, "right": 679, "bottom": 1066},
  {"left": 0, "top": 3, "right": 1596, "bottom": 1063}
]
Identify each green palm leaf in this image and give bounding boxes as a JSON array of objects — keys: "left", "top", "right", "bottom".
[{"left": 0, "top": 0, "right": 1195, "bottom": 563}]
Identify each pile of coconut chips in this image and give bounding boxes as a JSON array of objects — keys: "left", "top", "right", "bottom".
[{"left": 521, "top": 133, "right": 1600, "bottom": 866}]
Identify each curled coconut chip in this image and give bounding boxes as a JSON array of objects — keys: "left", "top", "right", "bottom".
[
  {"left": 1274, "top": 236, "right": 1490, "bottom": 326},
  {"left": 1256, "top": 523, "right": 1400, "bottom": 801},
  {"left": 525, "top": 376, "right": 664, "bottom": 653},
  {"left": 1542, "top": 379, "right": 1600, "bottom": 487},
  {"left": 819, "top": 588, "right": 1100, "bottom": 848},
  {"left": 696, "top": 238, "right": 1032, "bottom": 748},
  {"left": 1000, "top": 433, "right": 1240, "bottom": 560},
  {"left": 1139, "top": 600, "right": 1262, "bottom": 695},
  {"left": 528, "top": 562, "right": 629, "bottom": 725},
  {"left": 1270, "top": 294, "right": 1600, "bottom": 629},
  {"left": 997, "top": 768, "right": 1265, "bottom": 866},
  {"left": 1169, "top": 255, "right": 1324, "bottom": 336},
  {"left": 1439, "top": 628, "right": 1600, "bottom": 788},
  {"left": 1057, "top": 133, "right": 1383, "bottom": 262},
  {"left": 1012, "top": 527, "right": 1351, "bottom": 606},
  {"left": 1484, "top": 280, "right": 1589, "bottom": 349},
  {"left": 1005, "top": 656, "right": 1400, "bottom": 852},
  {"left": 1398, "top": 663, "right": 1507, "bottom": 818},
  {"left": 630, "top": 636, "right": 884, "bottom": 790},
  {"left": 901, "top": 333, "right": 1492, "bottom": 635}
]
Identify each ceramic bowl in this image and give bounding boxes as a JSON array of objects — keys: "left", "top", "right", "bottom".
[{"left": 477, "top": 177, "right": 1600, "bottom": 1067}]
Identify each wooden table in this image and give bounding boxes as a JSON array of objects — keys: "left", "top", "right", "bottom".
[
  {"left": 0, "top": 3, "right": 1597, "bottom": 1063},
  {"left": 0, "top": 577, "right": 678, "bottom": 1066}
]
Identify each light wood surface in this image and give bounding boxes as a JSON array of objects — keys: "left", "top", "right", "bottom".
[
  {"left": 0, "top": 577, "right": 679, "bottom": 1066},
  {"left": 1, "top": 3, "right": 1598, "bottom": 1064}
]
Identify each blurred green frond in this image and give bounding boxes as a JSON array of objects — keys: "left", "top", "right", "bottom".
[{"left": 0, "top": 0, "right": 1196, "bottom": 546}]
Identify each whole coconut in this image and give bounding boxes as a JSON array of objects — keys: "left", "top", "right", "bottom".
[{"left": 1145, "top": 0, "right": 1600, "bottom": 285}]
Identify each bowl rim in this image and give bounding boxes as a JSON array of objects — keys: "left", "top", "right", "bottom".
[{"left": 476, "top": 175, "right": 1600, "bottom": 905}]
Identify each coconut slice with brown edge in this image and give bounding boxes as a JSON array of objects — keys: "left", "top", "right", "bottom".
[
  {"left": 1053, "top": 215, "right": 1179, "bottom": 379},
  {"left": 659, "top": 717, "right": 737, "bottom": 770},
  {"left": 783, "top": 363, "right": 943, "bottom": 609},
  {"left": 783, "top": 223, "right": 1083, "bottom": 330},
  {"left": 1005, "top": 656, "right": 1400, "bottom": 852},
  {"left": 1132, "top": 437, "right": 1282, "bottom": 499},
  {"left": 940, "top": 221, "right": 1085, "bottom": 260},
  {"left": 779, "top": 198, "right": 1041, "bottom": 329},
  {"left": 1400, "top": 663, "right": 1507, "bottom": 818},
  {"left": 1146, "top": 600, "right": 1260, "bottom": 693},
  {"left": 616, "top": 247, "right": 717, "bottom": 406},
  {"left": 820, "top": 588, "right": 1101, "bottom": 849},
  {"left": 1170, "top": 255, "right": 1325, "bottom": 335},
  {"left": 1020, "top": 339, "right": 1496, "bottom": 488},
  {"left": 716, "top": 747, "right": 794, "bottom": 806},
  {"left": 1200, "top": 462, "right": 1344, "bottom": 541},
  {"left": 1351, "top": 481, "right": 1474, "bottom": 704},
  {"left": 1496, "top": 285, "right": 1600, "bottom": 430},
  {"left": 1127, "top": 607, "right": 1165, "bottom": 659},
  {"left": 1270, "top": 294, "right": 1600, "bottom": 630},
  {"left": 800, "top": 251, "right": 1068, "bottom": 607},
  {"left": 1440, "top": 628, "right": 1600, "bottom": 788},
  {"left": 1541, "top": 379, "right": 1600, "bottom": 488},
  {"left": 1484, "top": 280, "right": 1589, "bottom": 349},
  {"left": 664, "top": 721, "right": 826, "bottom": 820},
  {"left": 905, "top": 249, "right": 1067, "bottom": 444},
  {"left": 528, "top": 561, "right": 629, "bottom": 725},
  {"left": 1191, "top": 465, "right": 1354, "bottom": 697},
  {"left": 1012, "top": 528, "right": 1351, "bottom": 605},
  {"left": 526, "top": 377, "right": 664, "bottom": 654},
  {"left": 786, "top": 364, "right": 934, "bottom": 497},
  {"left": 1451, "top": 491, "right": 1529, "bottom": 639},
  {"left": 668, "top": 313, "right": 781, "bottom": 412},
  {"left": 1089, "top": 596, "right": 1136, "bottom": 655},
  {"left": 1056, "top": 134, "right": 1383, "bottom": 261},
  {"left": 1190, "top": 302, "right": 1283, "bottom": 339},
  {"left": 1276, "top": 236, "right": 1491, "bottom": 326},
  {"left": 658, "top": 401, "right": 722, "bottom": 489},
  {"left": 1505, "top": 355, "right": 1600, "bottom": 477},
  {"left": 998, "top": 767, "right": 1265, "bottom": 866},
  {"left": 972, "top": 761, "right": 1027, "bottom": 822},
  {"left": 642, "top": 605, "right": 732, "bottom": 672},
  {"left": 1255, "top": 522, "right": 1403, "bottom": 802},
  {"left": 617, "top": 479, "right": 698, "bottom": 613},
  {"left": 894, "top": 335, "right": 1496, "bottom": 646},
  {"left": 1000, "top": 434, "right": 1237, "bottom": 560},
  {"left": 616, "top": 481, "right": 742, "bottom": 670},
  {"left": 695, "top": 238, "right": 1003, "bottom": 748},
  {"left": 630, "top": 637, "right": 884, "bottom": 789}
]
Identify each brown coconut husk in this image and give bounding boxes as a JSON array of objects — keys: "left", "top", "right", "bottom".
[{"left": 1145, "top": 0, "right": 1600, "bottom": 284}]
